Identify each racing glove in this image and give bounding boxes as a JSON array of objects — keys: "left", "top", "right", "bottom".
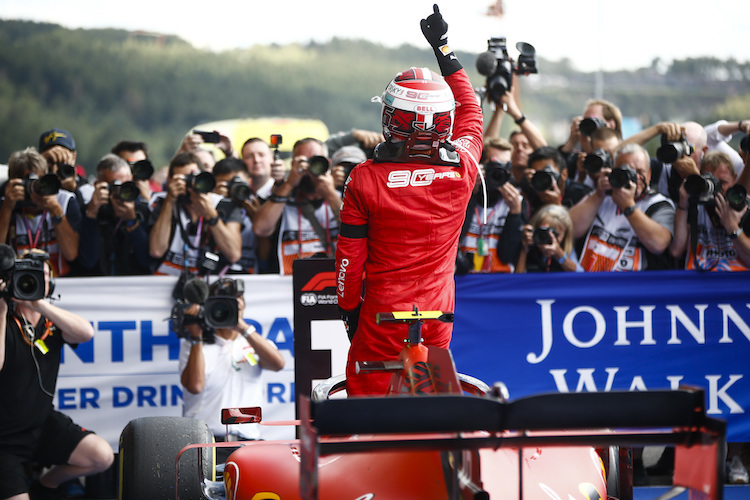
[
  {"left": 339, "top": 303, "right": 362, "bottom": 342},
  {"left": 420, "top": 4, "right": 462, "bottom": 76}
]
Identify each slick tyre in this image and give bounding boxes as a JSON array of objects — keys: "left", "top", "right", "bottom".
[{"left": 118, "top": 416, "right": 214, "bottom": 500}]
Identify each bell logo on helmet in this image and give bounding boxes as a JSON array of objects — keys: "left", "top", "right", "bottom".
[{"left": 415, "top": 105, "right": 436, "bottom": 113}]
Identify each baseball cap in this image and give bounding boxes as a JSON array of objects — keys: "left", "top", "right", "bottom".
[
  {"left": 331, "top": 146, "right": 366, "bottom": 167},
  {"left": 39, "top": 128, "right": 76, "bottom": 152}
]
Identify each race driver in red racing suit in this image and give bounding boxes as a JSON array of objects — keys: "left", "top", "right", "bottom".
[{"left": 335, "top": 4, "right": 483, "bottom": 396}]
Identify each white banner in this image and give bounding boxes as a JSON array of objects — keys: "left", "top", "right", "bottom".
[{"left": 53, "top": 275, "right": 296, "bottom": 448}]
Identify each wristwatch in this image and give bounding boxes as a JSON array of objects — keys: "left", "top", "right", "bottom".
[
  {"left": 190, "top": 337, "right": 203, "bottom": 346},
  {"left": 729, "top": 228, "right": 743, "bottom": 240},
  {"left": 205, "top": 215, "right": 220, "bottom": 226},
  {"left": 50, "top": 214, "right": 64, "bottom": 226},
  {"left": 623, "top": 205, "right": 637, "bottom": 217},
  {"left": 514, "top": 114, "right": 527, "bottom": 126}
]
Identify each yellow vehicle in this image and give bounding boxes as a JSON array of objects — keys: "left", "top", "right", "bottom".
[{"left": 187, "top": 116, "right": 330, "bottom": 164}]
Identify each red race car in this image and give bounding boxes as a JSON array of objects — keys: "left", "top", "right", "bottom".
[{"left": 118, "top": 308, "right": 725, "bottom": 500}]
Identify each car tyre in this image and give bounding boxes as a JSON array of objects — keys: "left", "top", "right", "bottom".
[{"left": 119, "top": 416, "right": 214, "bottom": 500}]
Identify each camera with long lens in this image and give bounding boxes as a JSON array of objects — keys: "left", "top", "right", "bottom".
[
  {"left": 584, "top": 148, "right": 612, "bottom": 175},
  {"left": 184, "top": 171, "right": 216, "bottom": 194},
  {"left": 226, "top": 176, "right": 252, "bottom": 204},
  {"left": 532, "top": 226, "right": 557, "bottom": 246},
  {"left": 109, "top": 180, "right": 140, "bottom": 202},
  {"left": 579, "top": 117, "right": 607, "bottom": 137},
  {"left": 170, "top": 297, "right": 238, "bottom": 341},
  {"left": 0, "top": 245, "right": 48, "bottom": 301},
  {"left": 476, "top": 37, "right": 537, "bottom": 103},
  {"left": 608, "top": 165, "right": 637, "bottom": 190},
  {"left": 56, "top": 163, "right": 77, "bottom": 180},
  {"left": 684, "top": 173, "right": 720, "bottom": 204},
  {"left": 530, "top": 166, "right": 560, "bottom": 192},
  {"left": 130, "top": 159, "right": 154, "bottom": 181},
  {"left": 656, "top": 133, "right": 695, "bottom": 164},
  {"left": 308, "top": 156, "right": 330, "bottom": 176},
  {"left": 23, "top": 173, "right": 61, "bottom": 198},
  {"left": 485, "top": 161, "right": 512, "bottom": 191}
]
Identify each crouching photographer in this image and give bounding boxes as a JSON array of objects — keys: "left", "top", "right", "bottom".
[
  {"left": 516, "top": 204, "right": 582, "bottom": 273},
  {"left": 669, "top": 151, "right": 750, "bottom": 271},
  {"left": 175, "top": 277, "right": 285, "bottom": 444},
  {"left": 0, "top": 247, "right": 114, "bottom": 499}
]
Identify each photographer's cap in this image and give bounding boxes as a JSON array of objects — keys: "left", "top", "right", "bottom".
[
  {"left": 39, "top": 128, "right": 76, "bottom": 152},
  {"left": 331, "top": 146, "right": 366, "bottom": 167}
]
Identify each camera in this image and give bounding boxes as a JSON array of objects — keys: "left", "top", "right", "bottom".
[
  {"left": 184, "top": 171, "right": 216, "bottom": 194},
  {"left": 23, "top": 173, "right": 61, "bottom": 198},
  {"left": 532, "top": 226, "right": 557, "bottom": 246},
  {"left": 197, "top": 250, "right": 230, "bottom": 276},
  {"left": 740, "top": 134, "right": 750, "bottom": 153},
  {"left": 130, "top": 159, "right": 154, "bottom": 181},
  {"left": 476, "top": 37, "right": 537, "bottom": 103},
  {"left": 579, "top": 117, "right": 607, "bottom": 137},
  {"left": 485, "top": 161, "right": 512, "bottom": 190},
  {"left": 530, "top": 166, "right": 560, "bottom": 192},
  {"left": 684, "top": 173, "right": 720, "bottom": 202},
  {"left": 609, "top": 165, "right": 637, "bottom": 190},
  {"left": 170, "top": 297, "right": 238, "bottom": 341},
  {"left": 270, "top": 134, "right": 283, "bottom": 161},
  {"left": 0, "top": 245, "right": 48, "bottom": 301},
  {"left": 584, "top": 148, "right": 612, "bottom": 175},
  {"left": 656, "top": 133, "right": 695, "bottom": 164},
  {"left": 109, "top": 180, "right": 140, "bottom": 202},
  {"left": 308, "top": 156, "right": 330, "bottom": 176},
  {"left": 726, "top": 184, "right": 748, "bottom": 212},
  {"left": 226, "top": 176, "right": 252, "bottom": 204},
  {"left": 56, "top": 163, "right": 77, "bottom": 180}
]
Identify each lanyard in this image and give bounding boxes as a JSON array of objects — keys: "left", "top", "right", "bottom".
[
  {"left": 296, "top": 200, "right": 330, "bottom": 257},
  {"left": 21, "top": 210, "right": 47, "bottom": 249}
]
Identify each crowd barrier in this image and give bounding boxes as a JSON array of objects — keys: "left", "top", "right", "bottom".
[{"left": 52, "top": 270, "right": 749, "bottom": 448}]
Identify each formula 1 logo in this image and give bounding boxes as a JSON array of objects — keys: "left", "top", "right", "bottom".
[
  {"left": 387, "top": 169, "right": 461, "bottom": 188},
  {"left": 301, "top": 272, "right": 336, "bottom": 292},
  {"left": 300, "top": 271, "right": 338, "bottom": 307}
]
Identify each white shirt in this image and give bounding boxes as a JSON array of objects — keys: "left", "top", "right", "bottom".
[{"left": 179, "top": 333, "right": 269, "bottom": 439}]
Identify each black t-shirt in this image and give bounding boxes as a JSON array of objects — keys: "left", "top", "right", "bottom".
[{"left": 0, "top": 312, "right": 64, "bottom": 443}]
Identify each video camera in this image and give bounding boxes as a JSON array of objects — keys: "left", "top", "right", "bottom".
[
  {"left": 656, "top": 133, "right": 695, "bottom": 164},
  {"left": 485, "top": 161, "right": 512, "bottom": 191},
  {"left": 0, "top": 244, "right": 48, "bottom": 301},
  {"left": 476, "top": 37, "right": 537, "bottom": 103},
  {"left": 170, "top": 277, "right": 241, "bottom": 342}
]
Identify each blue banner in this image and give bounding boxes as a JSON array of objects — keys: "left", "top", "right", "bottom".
[{"left": 452, "top": 271, "right": 750, "bottom": 442}]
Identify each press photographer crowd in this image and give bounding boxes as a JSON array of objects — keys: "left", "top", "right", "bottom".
[{"left": 2, "top": 10, "right": 750, "bottom": 497}]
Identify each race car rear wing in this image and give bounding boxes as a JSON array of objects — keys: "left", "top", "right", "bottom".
[{"left": 299, "top": 385, "right": 725, "bottom": 500}]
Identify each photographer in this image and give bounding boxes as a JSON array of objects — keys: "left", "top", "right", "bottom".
[
  {"left": 178, "top": 277, "right": 285, "bottom": 442},
  {"left": 458, "top": 154, "right": 525, "bottom": 274},
  {"left": 669, "top": 151, "right": 750, "bottom": 270},
  {"left": 558, "top": 99, "right": 623, "bottom": 180},
  {"left": 0, "top": 148, "right": 82, "bottom": 277},
  {"left": 570, "top": 143, "right": 676, "bottom": 271},
  {"left": 0, "top": 249, "right": 114, "bottom": 499},
  {"left": 516, "top": 204, "right": 582, "bottom": 273},
  {"left": 212, "top": 158, "right": 264, "bottom": 274},
  {"left": 252, "top": 138, "right": 341, "bottom": 275},
  {"left": 148, "top": 152, "right": 242, "bottom": 283},
  {"left": 75, "top": 154, "right": 154, "bottom": 276}
]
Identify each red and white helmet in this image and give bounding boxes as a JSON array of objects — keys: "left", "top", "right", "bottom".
[{"left": 378, "top": 67, "right": 455, "bottom": 143}]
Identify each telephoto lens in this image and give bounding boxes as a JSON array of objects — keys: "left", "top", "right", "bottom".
[
  {"left": 24, "top": 173, "right": 61, "bottom": 197},
  {"left": 725, "top": 184, "right": 748, "bottom": 212},
  {"left": 57, "top": 163, "right": 76, "bottom": 180},
  {"left": 583, "top": 149, "right": 612, "bottom": 175},
  {"left": 110, "top": 181, "right": 140, "bottom": 202},
  {"left": 684, "top": 174, "right": 719, "bottom": 199},
  {"left": 485, "top": 161, "right": 512, "bottom": 190},
  {"left": 185, "top": 171, "right": 216, "bottom": 194},
  {"left": 131, "top": 159, "right": 154, "bottom": 181}
]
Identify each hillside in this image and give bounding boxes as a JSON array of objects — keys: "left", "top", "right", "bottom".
[{"left": 1, "top": 19, "right": 749, "bottom": 170}]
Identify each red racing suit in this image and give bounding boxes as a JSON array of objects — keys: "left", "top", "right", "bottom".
[{"left": 335, "top": 69, "right": 483, "bottom": 396}]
